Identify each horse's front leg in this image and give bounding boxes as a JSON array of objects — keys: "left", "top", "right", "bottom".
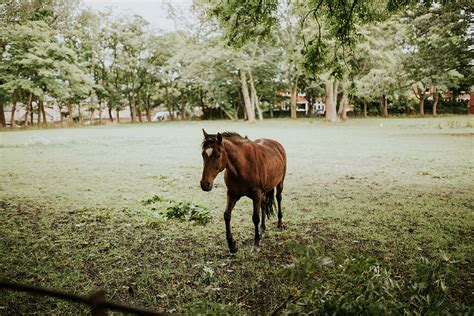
[
  {"left": 252, "top": 191, "right": 263, "bottom": 248},
  {"left": 224, "top": 190, "right": 240, "bottom": 253}
]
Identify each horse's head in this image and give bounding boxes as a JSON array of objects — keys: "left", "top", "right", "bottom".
[{"left": 200, "top": 129, "right": 226, "bottom": 191}]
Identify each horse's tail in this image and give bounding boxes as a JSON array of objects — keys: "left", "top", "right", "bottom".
[{"left": 263, "top": 188, "right": 276, "bottom": 219}]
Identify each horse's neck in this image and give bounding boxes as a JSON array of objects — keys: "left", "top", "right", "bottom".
[{"left": 223, "top": 139, "right": 242, "bottom": 176}]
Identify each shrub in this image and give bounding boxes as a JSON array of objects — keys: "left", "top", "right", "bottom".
[
  {"left": 283, "top": 244, "right": 469, "bottom": 315},
  {"left": 163, "top": 201, "right": 212, "bottom": 225}
]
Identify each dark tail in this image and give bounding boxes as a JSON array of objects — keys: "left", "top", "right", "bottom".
[{"left": 263, "top": 188, "right": 276, "bottom": 219}]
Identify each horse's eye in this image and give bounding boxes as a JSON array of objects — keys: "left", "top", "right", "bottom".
[{"left": 216, "top": 154, "right": 221, "bottom": 159}]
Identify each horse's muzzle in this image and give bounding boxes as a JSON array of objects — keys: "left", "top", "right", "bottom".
[{"left": 200, "top": 180, "right": 213, "bottom": 191}]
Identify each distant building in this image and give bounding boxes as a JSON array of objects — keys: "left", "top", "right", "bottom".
[
  {"left": 275, "top": 92, "right": 325, "bottom": 115},
  {"left": 442, "top": 86, "right": 474, "bottom": 114}
]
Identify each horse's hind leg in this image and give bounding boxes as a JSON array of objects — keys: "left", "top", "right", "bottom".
[
  {"left": 252, "top": 192, "right": 263, "bottom": 247},
  {"left": 260, "top": 192, "right": 266, "bottom": 237},
  {"left": 276, "top": 182, "right": 284, "bottom": 229}
]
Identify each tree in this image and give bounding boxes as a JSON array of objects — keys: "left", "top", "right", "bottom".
[
  {"left": 401, "top": 2, "right": 470, "bottom": 115},
  {"left": 207, "top": 0, "right": 406, "bottom": 70},
  {"left": 0, "top": 0, "right": 92, "bottom": 127},
  {"left": 352, "top": 17, "right": 406, "bottom": 117}
]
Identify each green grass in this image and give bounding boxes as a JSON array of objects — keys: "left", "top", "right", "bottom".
[{"left": 1, "top": 117, "right": 473, "bottom": 314}]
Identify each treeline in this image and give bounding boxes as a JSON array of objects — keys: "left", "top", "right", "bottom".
[{"left": 0, "top": 0, "right": 472, "bottom": 128}]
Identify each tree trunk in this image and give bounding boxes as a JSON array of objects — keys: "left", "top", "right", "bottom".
[
  {"left": 290, "top": 80, "right": 298, "bottom": 120},
  {"left": 338, "top": 90, "right": 345, "bottom": 116},
  {"left": 333, "top": 80, "right": 338, "bottom": 110},
  {"left": 23, "top": 93, "right": 31, "bottom": 126},
  {"left": 239, "top": 69, "right": 255, "bottom": 122},
  {"left": 116, "top": 109, "right": 121, "bottom": 123},
  {"left": 432, "top": 87, "right": 439, "bottom": 116},
  {"left": 137, "top": 107, "right": 143, "bottom": 122},
  {"left": 180, "top": 98, "right": 186, "bottom": 120},
  {"left": 78, "top": 104, "right": 83, "bottom": 125},
  {"left": 165, "top": 87, "right": 174, "bottom": 121},
  {"left": 146, "top": 109, "right": 152, "bottom": 122},
  {"left": 307, "top": 96, "right": 314, "bottom": 115},
  {"left": 417, "top": 86, "right": 425, "bottom": 116},
  {"left": 90, "top": 108, "right": 95, "bottom": 125},
  {"left": 0, "top": 101, "right": 5, "bottom": 128},
  {"left": 37, "top": 101, "right": 42, "bottom": 126},
  {"left": 10, "top": 99, "right": 17, "bottom": 127},
  {"left": 108, "top": 104, "right": 114, "bottom": 122},
  {"left": 40, "top": 100, "right": 48, "bottom": 127},
  {"left": 419, "top": 96, "right": 425, "bottom": 116},
  {"left": 98, "top": 102, "right": 103, "bottom": 125},
  {"left": 130, "top": 93, "right": 137, "bottom": 123},
  {"left": 59, "top": 108, "right": 63, "bottom": 125},
  {"left": 30, "top": 101, "right": 34, "bottom": 126},
  {"left": 382, "top": 95, "right": 388, "bottom": 117},
  {"left": 67, "top": 101, "right": 73, "bottom": 126},
  {"left": 340, "top": 91, "right": 349, "bottom": 120},
  {"left": 25, "top": 92, "right": 33, "bottom": 126},
  {"left": 248, "top": 70, "right": 263, "bottom": 121},
  {"left": 325, "top": 80, "right": 337, "bottom": 122},
  {"left": 325, "top": 80, "right": 332, "bottom": 121},
  {"left": 363, "top": 97, "right": 367, "bottom": 118}
]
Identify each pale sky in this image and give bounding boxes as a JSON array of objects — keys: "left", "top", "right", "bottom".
[{"left": 82, "top": 0, "right": 195, "bottom": 31}]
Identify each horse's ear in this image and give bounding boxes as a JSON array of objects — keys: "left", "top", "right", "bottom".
[
  {"left": 202, "top": 128, "right": 210, "bottom": 139},
  {"left": 217, "top": 132, "right": 222, "bottom": 144}
]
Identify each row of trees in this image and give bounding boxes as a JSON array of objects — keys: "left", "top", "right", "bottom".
[
  {"left": 0, "top": 0, "right": 472, "bottom": 127},
  {"left": 210, "top": 0, "right": 473, "bottom": 122}
]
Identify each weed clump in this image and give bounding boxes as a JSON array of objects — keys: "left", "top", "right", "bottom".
[
  {"left": 164, "top": 201, "right": 211, "bottom": 225},
  {"left": 142, "top": 195, "right": 212, "bottom": 225}
]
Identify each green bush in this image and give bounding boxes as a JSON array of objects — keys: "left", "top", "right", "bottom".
[
  {"left": 141, "top": 195, "right": 212, "bottom": 225},
  {"left": 163, "top": 201, "right": 212, "bottom": 225},
  {"left": 283, "top": 244, "right": 470, "bottom": 315}
]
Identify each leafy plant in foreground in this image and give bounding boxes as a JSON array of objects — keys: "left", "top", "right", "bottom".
[
  {"left": 283, "top": 244, "right": 469, "bottom": 315},
  {"left": 163, "top": 201, "right": 212, "bottom": 225}
]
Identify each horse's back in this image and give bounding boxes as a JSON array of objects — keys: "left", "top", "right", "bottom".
[
  {"left": 254, "top": 138, "right": 286, "bottom": 161},
  {"left": 253, "top": 138, "right": 286, "bottom": 189}
]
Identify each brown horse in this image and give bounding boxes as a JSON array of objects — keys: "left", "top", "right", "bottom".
[{"left": 200, "top": 129, "right": 286, "bottom": 253}]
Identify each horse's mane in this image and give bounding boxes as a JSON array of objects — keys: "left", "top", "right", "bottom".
[{"left": 201, "top": 131, "right": 249, "bottom": 149}]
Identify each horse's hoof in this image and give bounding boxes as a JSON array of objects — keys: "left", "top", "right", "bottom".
[
  {"left": 252, "top": 245, "right": 261, "bottom": 252},
  {"left": 228, "top": 239, "right": 238, "bottom": 253}
]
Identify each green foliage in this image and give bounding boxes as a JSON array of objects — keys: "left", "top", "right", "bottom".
[
  {"left": 285, "top": 244, "right": 469, "bottom": 314},
  {"left": 207, "top": 0, "right": 279, "bottom": 48},
  {"left": 0, "top": 0, "right": 471, "bottom": 124},
  {"left": 164, "top": 201, "right": 212, "bottom": 225},
  {"left": 141, "top": 194, "right": 212, "bottom": 225},
  {"left": 400, "top": 2, "right": 471, "bottom": 92}
]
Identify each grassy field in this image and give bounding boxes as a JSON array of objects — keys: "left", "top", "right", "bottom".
[{"left": 1, "top": 117, "right": 473, "bottom": 314}]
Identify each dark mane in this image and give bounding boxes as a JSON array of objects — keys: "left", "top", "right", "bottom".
[{"left": 201, "top": 131, "right": 249, "bottom": 149}]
